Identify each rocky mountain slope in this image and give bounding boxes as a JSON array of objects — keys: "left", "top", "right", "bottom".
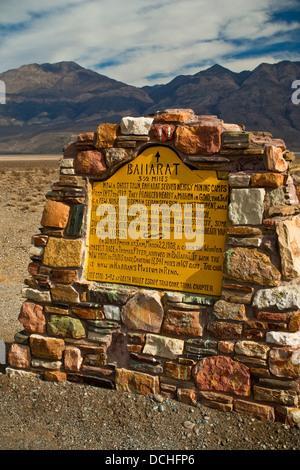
[{"left": 0, "top": 60, "right": 299, "bottom": 153}]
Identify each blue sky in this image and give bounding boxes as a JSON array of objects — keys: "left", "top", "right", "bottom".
[{"left": 0, "top": 0, "right": 299, "bottom": 86}]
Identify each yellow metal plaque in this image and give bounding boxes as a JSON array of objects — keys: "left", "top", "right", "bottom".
[{"left": 86, "top": 146, "right": 228, "bottom": 296}]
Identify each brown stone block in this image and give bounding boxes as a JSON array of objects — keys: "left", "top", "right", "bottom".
[
  {"left": 8, "top": 343, "right": 31, "bottom": 369},
  {"left": 165, "top": 362, "right": 192, "bottom": 381},
  {"left": 245, "top": 320, "right": 286, "bottom": 331},
  {"left": 234, "top": 340, "right": 270, "bottom": 359},
  {"left": 28, "top": 262, "right": 40, "bottom": 276},
  {"left": 234, "top": 399, "right": 275, "bottom": 421},
  {"left": 63, "top": 142, "right": 77, "bottom": 159},
  {"left": 250, "top": 367, "right": 270, "bottom": 377},
  {"left": 18, "top": 301, "right": 46, "bottom": 334},
  {"left": 127, "top": 332, "right": 146, "bottom": 345},
  {"left": 121, "top": 291, "right": 164, "bottom": 333},
  {"left": 193, "top": 355, "right": 251, "bottom": 396},
  {"left": 51, "top": 284, "right": 80, "bottom": 304},
  {"left": 75, "top": 150, "right": 106, "bottom": 175},
  {"left": 251, "top": 172, "right": 285, "bottom": 188},
  {"left": 77, "top": 132, "right": 96, "bottom": 142},
  {"left": 64, "top": 346, "right": 83, "bottom": 371},
  {"left": 244, "top": 330, "right": 265, "bottom": 340},
  {"left": 213, "top": 300, "right": 247, "bottom": 321},
  {"left": 115, "top": 368, "right": 159, "bottom": 395},
  {"left": 42, "top": 228, "right": 65, "bottom": 237},
  {"left": 150, "top": 123, "right": 176, "bottom": 142},
  {"left": 43, "top": 238, "right": 83, "bottom": 268},
  {"left": 218, "top": 340, "right": 235, "bottom": 354},
  {"left": 276, "top": 216, "right": 300, "bottom": 280},
  {"left": 221, "top": 289, "right": 253, "bottom": 305},
  {"left": 265, "top": 145, "right": 289, "bottom": 173},
  {"left": 253, "top": 385, "right": 298, "bottom": 406},
  {"left": 289, "top": 312, "right": 300, "bottom": 332},
  {"left": 226, "top": 226, "right": 262, "bottom": 236},
  {"left": 207, "top": 320, "right": 243, "bottom": 338},
  {"left": 162, "top": 308, "right": 203, "bottom": 337},
  {"left": 71, "top": 306, "right": 104, "bottom": 320},
  {"left": 41, "top": 200, "right": 70, "bottom": 229},
  {"left": 44, "top": 370, "right": 67, "bottom": 382},
  {"left": 154, "top": 109, "right": 194, "bottom": 123},
  {"left": 224, "top": 247, "right": 281, "bottom": 287},
  {"left": 254, "top": 311, "right": 288, "bottom": 322},
  {"left": 269, "top": 348, "right": 300, "bottom": 378},
  {"left": 96, "top": 123, "right": 119, "bottom": 148},
  {"left": 174, "top": 124, "right": 222, "bottom": 155},
  {"left": 44, "top": 306, "right": 69, "bottom": 315},
  {"left": 199, "top": 390, "right": 233, "bottom": 404},
  {"left": 32, "top": 235, "right": 48, "bottom": 246},
  {"left": 50, "top": 269, "right": 77, "bottom": 284},
  {"left": 58, "top": 175, "right": 86, "bottom": 187},
  {"left": 268, "top": 204, "right": 300, "bottom": 217},
  {"left": 29, "top": 334, "right": 65, "bottom": 360},
  {"left": 177, "top": 388, "right": 198, "bottom": 406},
  {"left": 81, "top": 365, "right": 114, "bottom": 377},
  {"left": 127, "top": 344, "right": 143, "bottom": 353},
  {"left": 200, "top": 399, "right": 233, "bottom": 412}
]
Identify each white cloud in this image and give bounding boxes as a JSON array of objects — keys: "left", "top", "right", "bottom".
[{"left": 0, "top": 0, "right": 299, "bottom": 85}]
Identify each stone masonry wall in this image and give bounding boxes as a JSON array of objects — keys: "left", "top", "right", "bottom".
[{"left": 6, "top": 108, "right": 300, "bottom": 425}]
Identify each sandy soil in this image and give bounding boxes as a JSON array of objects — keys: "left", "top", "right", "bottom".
[{"left": 0, "top": 158, "right": 299, "bottom": 452}]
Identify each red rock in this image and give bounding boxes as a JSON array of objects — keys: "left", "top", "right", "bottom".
[
  {"left": 265, "top": 145, "right": 289, "bottom": 172},
  {"left": 64, "top": 346, "right": 83, "bottom": 371},
  {"left": 150, "top": 123, "right": 175, "bottom": 142},
  {"left": 32, "top": 235, "right": 48, "bottom": 246},
  {"left": 254, "top": 311, "right": 288, "bottom": 322},
  {"left": 28, "top": 262, "right": 40, "bottom": 276},
  {"left": 75, "top": 150, "right": 106, "bottom": 175},
  {"left": 8, "top": 344, "right": 31, "bottom": 369},
  {"left": 263, "top": 218, "right": 275, "bottom": 227},
  {"left": 218, "top": 341, "right": 235, "bottom": 354},
  {"left": 154, "top": 109, "right": 194, "bottom": 123},
  {"left": 44, "top": 371, "right": 67, "bottom": 382},
  {"left": 18, "top": 301, "right": 46, "bottom": 334},
  {"left": 77, "top": 132, "right": 96, "bottom": 142},
  {"left": 63, "top": 142, "right": 77, "bottom": 159},
  {"left": 177, "top": 388, "right": 198, "bottom": 406},
  {"left": 162, "top": 308, "right": 203, "bottom": 337},
  {"left": 174, "top": 124, "right": 222, "bottom": 155},
  {"left": 193, "top": 355, "right": 251, "bottom": 396}
]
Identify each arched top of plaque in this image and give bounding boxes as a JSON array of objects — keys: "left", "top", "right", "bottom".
[{"left": 87, "top": 145, "right": 228, "bottom": 296}]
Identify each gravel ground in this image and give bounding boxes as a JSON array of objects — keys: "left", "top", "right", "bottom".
[
  {"left": 0, "top": 371, "right": 299, "bottom": 452},
  {"left": 0, "top": 159, "right": 300, "bottom": 453}
]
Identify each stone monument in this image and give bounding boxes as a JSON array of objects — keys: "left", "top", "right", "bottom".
[{"left": 6, "top": 109, "right": 300, "bottom": 425}]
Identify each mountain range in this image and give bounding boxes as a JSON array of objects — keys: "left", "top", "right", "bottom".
[{"left": 0, "top": 60, "right": 299, "bottom": 153}]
